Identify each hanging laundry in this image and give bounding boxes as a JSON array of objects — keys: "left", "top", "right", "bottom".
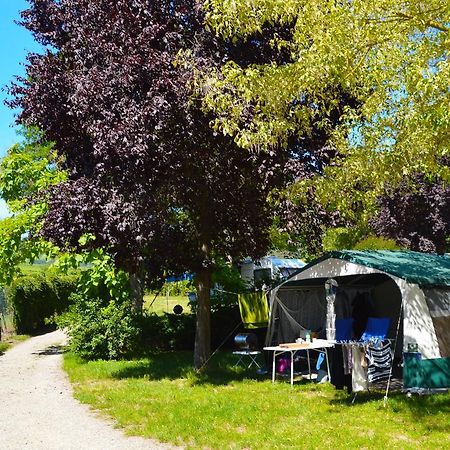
[
  {"left": 342, "top": 344, "right": 353, "bottom": 375},
  {"left": 367, "top": 341, "right": 393, "bottom": 383},
  {"left": 352, "top": 346, "right": 368, "bottom": 392},
  {"left": 238, "top": 292, "right": 269, "bottom": 329}
]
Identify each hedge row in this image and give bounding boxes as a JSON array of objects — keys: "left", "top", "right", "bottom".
[
  {"left": 141, "top": 304, "right": 250, "bottom": 352},
  {"left": 5, "top": 270, "right": 255, "bottom": 357},
  {"left": 6, "top": 272, "right": 79, "bottom": 334}
]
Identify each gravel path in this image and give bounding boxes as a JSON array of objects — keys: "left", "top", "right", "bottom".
[{"left": 0, "top": 330, "right": 181, "bottom": 450}]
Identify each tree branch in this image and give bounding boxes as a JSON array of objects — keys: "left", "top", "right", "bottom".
[{"left": 394, "top": 12, "right": 449, "bottom": 33}]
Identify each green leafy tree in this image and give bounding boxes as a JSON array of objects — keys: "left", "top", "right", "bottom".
[
  {"left": 203, "top": 1, "right": 450, "bottom": 171},
  {"left": 202, "top": 0, "right": 450, "bottom": 251},
  {"left": 202, "top": 8, "right": 450, "bottom": 170},
  {"left": 0, "top": 128, "right": 65, "bottom": 284}
]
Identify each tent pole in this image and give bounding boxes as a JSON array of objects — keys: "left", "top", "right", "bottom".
[{"left": 384, "top": 300, "right": 404, "bottom": 407}]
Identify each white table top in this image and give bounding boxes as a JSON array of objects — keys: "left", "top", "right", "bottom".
[{"left": 264, "top": 339, "right": 335, "bottom": 351}]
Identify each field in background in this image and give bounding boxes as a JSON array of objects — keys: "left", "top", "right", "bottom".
[
  {"left": 144, "top": 294, "right": 191, "bottom": 315},
  {"left": 0, "top": 334, "right": 30, "bottom": 353}
]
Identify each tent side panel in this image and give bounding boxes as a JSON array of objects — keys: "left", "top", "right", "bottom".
[
  {"left": 240, "top": 262, "right": 255, "bottom": 285},
  {"left": 400, "top": 281, "right": 441, "bottom": 359},
  {"left": 404, "top": 357, "right": 450, "bottom": 389},
  {"left": 431, "top": 317, "right": 450, "bottom": 357}
]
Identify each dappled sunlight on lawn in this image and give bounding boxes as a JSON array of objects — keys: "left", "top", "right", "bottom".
[{"left": 64, "top": 351, "right": 450, "bottom": 449}]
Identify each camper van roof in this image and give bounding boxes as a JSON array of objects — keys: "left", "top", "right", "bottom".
[
  {"left": 267, "top": 256, "right": 305, "bottom": 268},
  {"left": 294, "top": 250, "right": 450, "bottom": 287}
]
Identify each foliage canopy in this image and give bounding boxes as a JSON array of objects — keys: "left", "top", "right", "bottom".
[{"left": 201, "top": 0, "right": 450, "bottom": 251}]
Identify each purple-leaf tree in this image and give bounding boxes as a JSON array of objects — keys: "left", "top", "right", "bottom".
[
  {"left": 371, "top": 174, "right": 450, "bottom": 254},
  {"left": 11, "top": 0, "right": 294, "bottom": 368}
]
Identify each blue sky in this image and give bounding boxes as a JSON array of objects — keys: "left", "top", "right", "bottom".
[{"left": 0, "top": 1, "right": 43, "bottom": 218}]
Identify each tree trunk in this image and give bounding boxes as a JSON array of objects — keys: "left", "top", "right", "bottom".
[
  {"left": 129, "top": 272, "right": 144, "bottom": 312},
  {"left": 194, "top": 267, "right": 212, "bottom": 370}
]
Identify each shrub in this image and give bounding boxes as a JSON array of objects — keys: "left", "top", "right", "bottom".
[
  {"left": 0, "top": 342, "right": 9, "bottom": 353},
  {"left": 322, "top": 227, "right": 365, "bottom": 252},
  {"left": 353, "top": 235, "right": 401, "bottom": 251},
  {"left": 6, "top": 272, "right": 78, "bottom": 334},
  {"left": 57, "top": 292, "right": 141, "bottom": 360},
  {"left": 141, "top": 303, "right": 242, "bottom": 352},
  {"left": 164, "top": 279, "right": 194, "bottom": 297},
  {"left": 141, "top": 312, "right": 196, "bottom": 351}
]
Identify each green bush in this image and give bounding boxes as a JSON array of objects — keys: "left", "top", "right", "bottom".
[
  {"left": 164, "top": 279, "right": 193, "bottom": 297},
  {"left": 57, "top": 292, "right": 142, "bottom": 360},
  {"left": 353, "top": 235, "right": 401, "bottom": 251},
  {"left": 141, "top": 303, "right": 242, "bottom": 352},
  {"left": 323, "top": 228, "right": 402, "bottom": 252},
  {"left": 6, "top": 272, "right": 78, "bottom": 334},
  {"left": 322, "top": 227, "right": 365, "bottom": 252},
  {"left": 141, "top": 312, "right": 196, "bottom": 350}
]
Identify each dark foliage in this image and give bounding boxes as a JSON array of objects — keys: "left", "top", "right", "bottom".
[
  {"left": 10, "top": 1, "right": 361, "bottom": 364},
  {"left": 372, "top": 175, "right": 450, "bottom": 254},
  {"left": 285, "top": 89, "right": 361, "bottom": 180},
  {"left": 141, "top": 305, "right": 243, "bottom": 352},
  {"left": 11, "top": 0, "right": 290, "bottom": 279},
  {"left": 225, "top": 22, "right": 295, "bottom": 68},
  {"left": 10, "top": 1, "right": 300, "bottom": 366}
]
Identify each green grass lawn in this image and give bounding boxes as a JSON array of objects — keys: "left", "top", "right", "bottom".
[
  {"left": 64, "top": 351, "right": 450, "bottom": 449},
  {"left": 144, "top": 294, "right": 190, "bottom": 315},
  {"left": 0, "top": 341, "right": 10, "bottom": 353}
]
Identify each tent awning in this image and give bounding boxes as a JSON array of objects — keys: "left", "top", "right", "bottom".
[{"left": 290, "top": 250, "right": 450, "bottom": 287}]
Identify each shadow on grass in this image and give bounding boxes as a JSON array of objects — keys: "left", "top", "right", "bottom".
[
  {"left": 330, "top": 387, "right": 450, "bottom": 425},
  {"left": 399, "top": 391, "right": 450, "bottom": 425},
  {"left": 110, "top": 351, "right": 266, "bottom": 386}
]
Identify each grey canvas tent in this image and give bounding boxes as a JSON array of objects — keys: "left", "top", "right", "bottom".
[{"left": 266, "top": 250, "right": 450, "bottom": 389}]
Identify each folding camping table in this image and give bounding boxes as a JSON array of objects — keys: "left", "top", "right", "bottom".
[{"left": 264, "top": 339, "right": 334, "bottom": 386}]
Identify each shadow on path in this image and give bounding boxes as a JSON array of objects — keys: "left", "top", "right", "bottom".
[{"left": 32, "top": 344, "right": 65, "bottom": 357}]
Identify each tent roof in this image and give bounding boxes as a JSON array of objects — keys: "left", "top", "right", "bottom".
[{"left": 293, "top": 250, "right": 450, "bottom": 287}]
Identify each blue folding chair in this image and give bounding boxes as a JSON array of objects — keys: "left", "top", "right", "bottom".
[
  {"left": 360, "top": 317, "right": 391, "bottom": 342},
  {"left": 335, "top": 318, "right": 354, "bottom": 342}
]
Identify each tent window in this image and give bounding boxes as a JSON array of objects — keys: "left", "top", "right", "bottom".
[
  {"left": 254, "top": 268, "right": 271, "bottom": 284},
  {"left": 279, "top": 267, "right": 299, "bottom": 279},
  {"left": 274, "top": 288, "right": 326, "bottom": 343},
  {"left": 423, "top": 287, "right": 450, "bottom": 357}
]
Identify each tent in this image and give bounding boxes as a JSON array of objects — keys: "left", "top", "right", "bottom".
[{"left": 266, "top": 250, "right": 450, "bottom": 389}]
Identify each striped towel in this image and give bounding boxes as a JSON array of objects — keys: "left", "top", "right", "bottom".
[{"left": 366, "top": 341, "right": 392, "bottom": 383}]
